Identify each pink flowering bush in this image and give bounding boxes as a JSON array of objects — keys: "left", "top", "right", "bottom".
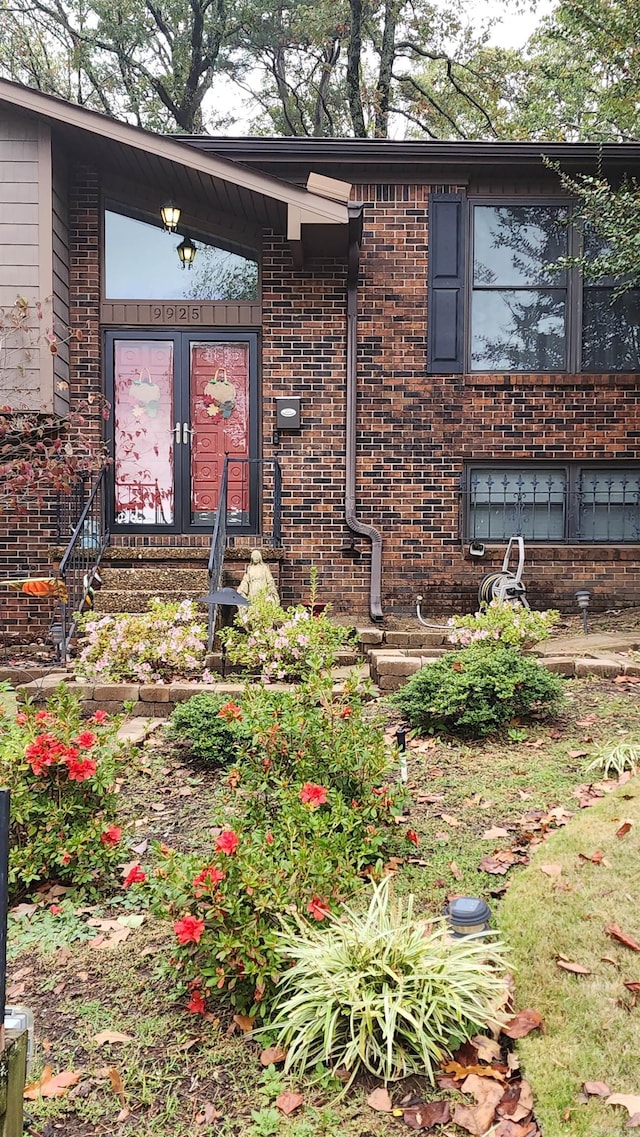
[
  {"left": 140, "top": 676, "right": 402, "bottom": 1015},
  {"left": 0, "top": 685, "right": 126, "bottom": 897},
  {"left": 447, "top": 599, "right": 559, "bottom": 650},
  {"left": 77, "top": 599, "right": 206, "bottom": 682}
]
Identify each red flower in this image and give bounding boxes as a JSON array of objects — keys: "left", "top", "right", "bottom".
[
  {"left": 215, "top": 830, "right": 240, "bottom": 855},
  {"left": 49, "top": 904, "right": 62, "bottom": 916},
  {"left": 174, "top": 915, "right": 206, "bottom": 945},
  {"left": 193, "top": 865, "right": 225, "bottom": 894},
  {"left": 265, "top": 831, "right": 274, "bottom": 846},
  {"left": 100, "top": 825, "right": 122, "bottom": 847},
  {"left": 60, "top": 851, "right": 72, "bottom": 865},
  {"left": 123, "top": 864, "right": 146, "bottom": 888},
  {"left": 406, "top": 829, "right": 420, "bottom": 847},
  {"left": 15, "top": 712, "right": 28, "bottom": 725},
  {"left": 339, "top": 706, "right": 352, "bottom": 719},
  {"left": 307, "top": 895, "right": 331, "bottom": 921},
  {"left": 75, "top": 730, "right": 97, "bottom": 750},
  {"left": 65, "top": 754, "right": 97, "bottom": 782},
  {"left": 187, "top": 988, "right": 207, "bottom": 1015},
  {"left": 92, "top": 710, "right": 109, "bottom": 724},
  {"left": 35, "top": 710, "right": 54, "bottom": 724},
  {"left": 300, "top": 782, "right": 328, "bottom": 809},
  {"left": 218, "top": 701, "right": 243, "bottom": 722}
]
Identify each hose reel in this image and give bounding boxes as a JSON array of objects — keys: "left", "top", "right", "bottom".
[{"left": 478, "top": 536, "right": 529, "bottom": 608}]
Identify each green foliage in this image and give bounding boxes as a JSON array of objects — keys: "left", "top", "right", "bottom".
[
  {"left": 142, "top": 677, "right": 402, "bottom": 1015},
  {"left": 448, "top": 599, "right": 559, "bottom": 649},
  {"left": 392, "top": 644, "right": 564, "bottom": 738},
  {"left": 586, "top": 740, "right": 640, "bottom": 779},
  {"left": 0, "top": 686, "right": 125, "bottom": 898},
  {"left": 77, "top": 599, "right": 207, "bottom": 682},
  {"left": 549, "top": 170, "right": 640, "bottom": 290},
  {"left": 219, "top": 591, "right": 353, "bottom": 681},
  {"left": 167, "top": 693, "right": 244, "bottom": 767},
  {"left": 269, "top": 878, "right": 508, "bottom": 1085}
]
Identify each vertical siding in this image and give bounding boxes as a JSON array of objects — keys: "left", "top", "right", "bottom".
[
  {"left": 52, "top": 146, "right": 70, "bottom": 414},
  {"left": 0, "top": 109, "right": 53, "bottom": 410}
]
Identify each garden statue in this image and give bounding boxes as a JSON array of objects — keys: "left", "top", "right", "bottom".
[{"left": 237, "top": 549, "right": 280, "bottom": 604}]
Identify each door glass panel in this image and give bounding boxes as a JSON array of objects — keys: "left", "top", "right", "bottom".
[
  {"left": 190, "top": 341, "right": 250, "bottom": 526},
  {"left": 114, "top": 340, "right": 175, "bottom": 525}
]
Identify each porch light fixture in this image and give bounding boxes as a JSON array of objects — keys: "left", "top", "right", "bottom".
[
  {"left": 160, "top": 202, "right": 181, "bottom": 232},
  {"left": 445, "top": 896, "right": 492, "bottom": 937},
  {"left": 575, "top": 589, "right": 591, "bottom": 634},
  {"left": 176, "top": 233, "right": 197, "bottom": 269}
]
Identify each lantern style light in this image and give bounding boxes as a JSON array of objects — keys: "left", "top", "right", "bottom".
[
  {"left": 176, "top": 234, "right": 197, "bottom": 269},
  {"left": 446, "top": 897, "right": 492, "bottom": 937},
  {"left": 160, "top": 202, "right": 181, "bottom": 232},
  {"left": 575, "top": 589, "right": 591, "bottom": 634}
]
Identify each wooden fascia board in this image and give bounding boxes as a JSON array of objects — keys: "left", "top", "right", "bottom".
[{"left": 0, "top": 80, "right": 350, "bottom": 229}]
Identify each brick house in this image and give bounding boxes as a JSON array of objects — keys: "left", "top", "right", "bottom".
[{"left": 1, "top": 76, "right": 639, "bottom": 642}]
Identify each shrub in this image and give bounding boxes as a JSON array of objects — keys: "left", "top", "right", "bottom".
[
  {"left": 447, "top": 599, "right": 560, "bottom": 649},
  {"left": 269, "top": 878, "right": 508, "bottom": 1085},
  {"left": 218, "top": 591, "right": 353, "bottom": 681},
  {"left": 77, "top": 598, "right": 206, "bottom": 682},
  {"left": 141, "top": 678, "right": 402, "bottom": 1015},
  {"left": 167, "top": 693, "right": 247, "bottom": 767},
  {"left": 392, "top": 643, "right": 564, "bottom": 737},
  {"left": 0, "top": 685, "right": 125, "bottom": 898}
]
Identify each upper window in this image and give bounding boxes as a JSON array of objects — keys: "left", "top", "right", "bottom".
[
  {"left": 466, "top": 465, "right": 640, "bottom": 543},
  {"left": 104, "top": 210, "right": 259, "bottom": 302},
  {"left": 427, "top": 194, "right": 640, "bottom": 374}
]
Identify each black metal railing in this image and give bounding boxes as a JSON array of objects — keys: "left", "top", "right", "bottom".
[
  {"left": 206, "top": 457, "right": 283, "bottom": 650},
  {"left": 57, "top": 465, "right": 110, "bottom": 661},
  {"left": 462, "top": 471, "right": 640, "bottom": 543}
]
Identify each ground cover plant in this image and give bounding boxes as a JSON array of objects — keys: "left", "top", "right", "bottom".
[
  {"left": 0, "top": 684, "right": 125, "bottom": 897},
  {"left": 392, "top": 642, "right": 564, "bottom": 737},
  {"left": 76, "top": 598, "right": 207, "bottom": 682},
  {"left": 5, "top": 675, "right": 640, "bottom": 1136}
]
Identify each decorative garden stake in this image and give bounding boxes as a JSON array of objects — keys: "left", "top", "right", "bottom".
[
  {"left": 395, "top": 727, "right": 408, "bottom": 783},
  {"left": 446, "top": 897, "right": 492, "bottom": 938},
  {"left": 575, "top": 590, "right": 591, "bottom": 634}
]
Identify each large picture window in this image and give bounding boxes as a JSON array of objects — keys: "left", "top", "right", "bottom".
[{"left": 466, "top": 465, "right": 640, "bottom": 543}]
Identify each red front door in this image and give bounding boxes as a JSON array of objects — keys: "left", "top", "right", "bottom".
[{"left": 109, "top": 331, "right": 256, "bottom": 532}]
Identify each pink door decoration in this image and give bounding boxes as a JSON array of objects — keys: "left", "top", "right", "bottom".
[
  {"left": 114, "top": 340, "right": 174, "bottom": 525},
  {"left": 190, "top": 342, "right": 250, "bottom": 525}
]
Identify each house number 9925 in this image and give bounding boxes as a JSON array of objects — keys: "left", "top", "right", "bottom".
[{"left": 150, "top": 305, "right": 201, "bottom": 323}]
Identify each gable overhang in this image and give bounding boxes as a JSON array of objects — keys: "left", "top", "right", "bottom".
[{"left": 0, "top": 78, "right": 351, "bottom": 260}]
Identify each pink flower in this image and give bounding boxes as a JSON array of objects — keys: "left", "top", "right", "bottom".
[
  {"left": 49, "top": 904, "right": 62, "bottom": 916},
  {"left": 123, "top": 864, "right": 146, "bottom": 888},
  {"left": 265, "top": 832, "right": 274, "bottom": 846},
  {"left": 340, "top": 706, "right": 352, "bottom": 719},
  {"left": 215, "top": 830, "right": 240, "bottom": 855},
  {"left": 100, "top": 825, "right": 122, "bottom": 847},
  {"left": 75, "top": 730, "right": 97, "bottom": 750},
  {"left": 187, "top": 988, "right": 207, "bottom": 1014},
  {"left": 92, "top": 710, "right": 109, "bottom": 724},
  {"left": 15, "top": 712, "right": 28, "bottom": 725},
  {"left": 300, "top": 782, "right": 328, "bottom": 809},
  {"left": 60, "top": 851, "right": 72, "bottom": 865},
  {"left": 307, "top": 895, "right": 331, "bottom": 921},
  {"left": 174, "top": 915, "right": 206, "bottom": 945},
  {"left": 406, "top": 829, "right": 420, "bottom": 847}
]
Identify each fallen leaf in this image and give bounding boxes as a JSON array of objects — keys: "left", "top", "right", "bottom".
[
  {"left": 579, "top": 850, "right": 605, "bottom": 864},
  {"left": 616, "top": 821, "right": 633, "bottom": 839},
  {"left": 68, "top": 1078, "right": 94, "bottom": 1100},
  {"left": 94, "top": 928, "right": 131, "bottom": 950},
  {"left": 366, "top": 1087, "right": 392, "bottom": 1112},
  {"left": 606, "top": 1094, "right": 640, "bottom": 1119},
  {"left": 483, "top": 827, "right": 510, "bottom": 840},
  {"left": 453, "top": 1075, "right": 505, "bottom": 1135},
  {"left": 7, "top": 981, "right": 26, "bottom": 1001},
  {"left": 540, "top": 863, "right": 562, "bottom": 877},
  {"left": 403, "top": 1100, "right": 450, "bottom": 1129},
  {"left": 443, "top": 1061, "right": 506, "bottom": 1082},
  {"left": 440, "top": 813, "right": 461, "bottom": 827},
  {"left": 449, "top": 861, "right": 463, "bottom": 881},
  {"left": 196, "top": 1102, "right": 223, "bottom": 1125},
  {"left": 556, "top": 959, "right": 591, "bottom": 975},
  {"left": 606, "top": 924, "right": 640, "bottom": 952},
  {"left": 494, "top": 1122, "right": 536, "bottom": 1137},
  {"left": 24, "top": 1067, "right": 81, "bottom": 1100},
  {"left": 502, "top": 1009, "right": 544, "bottom": 1039},
  {"left": 471, "top": 1036, "right": 502, "bottom": 1064},
  {"left": 177, "top": 786, "right": 195, "bottom": 796},
  {"left": 107, "top": 1068, "right": 126, "bottom": 1108},
  {"left": 275, "top": 1091, "right": 304, "bottom": 1116},
  {"left": 584, "top": 1081, "right": 611, "bottom": 1097},
  {"left": 232, "top": 1014, "right": 255, "bottom": 1033},
  {"left": 92, "top": 1030, "right": 133, "bottom": 1045},
  {"left": 568, "top": 749, "right": 589, "bottom": 759},
  {"left": 260, "top": 1046, "right": 287, "bottom": 1067},
  {"left": 9, "top": 903, "right": 38, "bottom": 920}
]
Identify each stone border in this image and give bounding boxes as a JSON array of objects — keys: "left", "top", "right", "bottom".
[{"left": 368, "top": 650, "right": 640, "bottom": 691}]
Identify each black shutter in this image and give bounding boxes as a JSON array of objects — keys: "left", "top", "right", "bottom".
[{"left": 427, "top": 193, "right": 467, "bottom": 374}]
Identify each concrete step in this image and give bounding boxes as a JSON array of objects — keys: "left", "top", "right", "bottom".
[
  {"left": 99, "top": 566, "right": 210, "bottom": 592},
  {"left": 94, "top": 589, "right": 205, "bottom": 614}
]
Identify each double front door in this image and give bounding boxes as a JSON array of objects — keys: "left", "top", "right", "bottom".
[{"left": 107, "top": 331, "right": 257, "bottom": 533}]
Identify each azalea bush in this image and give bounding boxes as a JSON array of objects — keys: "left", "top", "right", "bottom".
[
  {"left": 393, "top": 643, "right": 564, "bottom": 737},
  {"left": 76, "top": 599, "right": 207, "bottom": 682},
  {"left": 139, "top": 677, "right": 404, "bottom": 1015},
  {"left": 218, "top": 591, "right": 353, "bottom": 681},
  {"left": 270, "top": 879, "right": 508, "bottom": 1085},
  {"left": 447, "top": 599, "right": 560, "bottom": 649},
  {"left": 0, "top": 685, "right": 125, "bottom": 898}
]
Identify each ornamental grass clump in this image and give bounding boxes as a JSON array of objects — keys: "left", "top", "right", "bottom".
[
  {"left": 447, "top": 599, "right": 559, "bottom": 649},
  {"left": 77, "top": 598, "right": 206, "bottom": 682},
  {"left": 586, "top": 739, "right": 640, "bottom": 779},
  {"left": 269, "top": 879, "right": 508, "bottom": 1085}
]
